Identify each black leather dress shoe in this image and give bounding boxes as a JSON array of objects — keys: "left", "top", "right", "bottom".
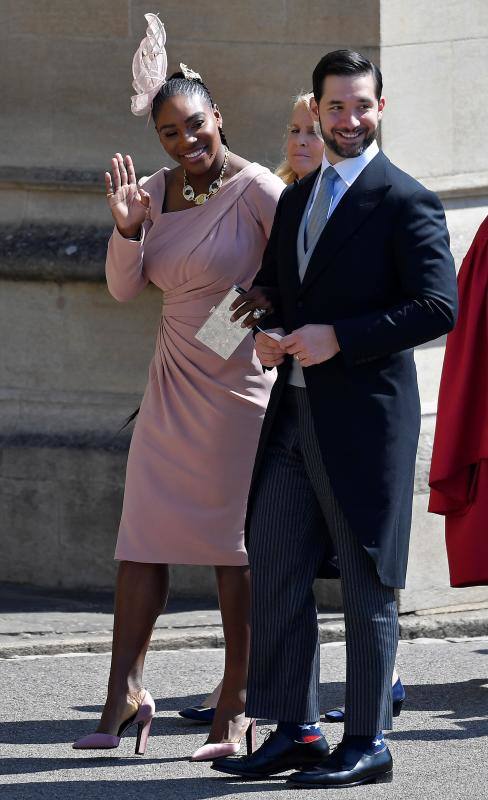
[
  {"left": 287, "top": 739, "right": 393, "bottom": 788},
  {"left": 211, "top": 731, "right": 329, "bottom": 778}
]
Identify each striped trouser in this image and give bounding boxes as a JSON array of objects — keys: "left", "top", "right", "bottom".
[{"left": 245, "top": 386, "right": 398, "bottom": 734}]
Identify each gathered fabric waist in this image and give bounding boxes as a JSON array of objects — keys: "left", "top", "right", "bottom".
[{"left": 160, "top": 291, "right": 233, "bottom": 320}]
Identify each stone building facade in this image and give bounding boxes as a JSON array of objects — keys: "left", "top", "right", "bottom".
[{"left": 1, "top": 1, "right": 488, "bottom": 610}]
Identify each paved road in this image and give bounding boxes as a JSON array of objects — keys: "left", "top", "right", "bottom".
[{"left": 1, "top": 638, "right": 487, "bottom": 799}]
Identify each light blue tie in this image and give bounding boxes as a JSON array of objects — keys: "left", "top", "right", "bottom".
[{"left": 305, "top": 165, "right": 338, "bottom": 252}]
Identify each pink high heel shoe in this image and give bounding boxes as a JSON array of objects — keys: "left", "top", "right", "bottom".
[
  {"left": 190, "top": 717, "right": 256, "bottom": 762},
  {"left": 73, "top": 689, "right": 155, "bottom": 755}
]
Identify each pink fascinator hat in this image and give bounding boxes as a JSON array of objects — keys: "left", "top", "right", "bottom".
[{"left": 131, "top": 13, "right": 168, "bottom": 116}]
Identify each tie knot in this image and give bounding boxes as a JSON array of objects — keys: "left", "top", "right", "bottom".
[{"left": 322, "top": 165, "right": 338, "bottom": 184}]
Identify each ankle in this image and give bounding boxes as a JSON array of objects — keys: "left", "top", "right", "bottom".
[
  {"left": 343, "top": 732, "right": 386, "bottom": 754},
  {"left": 218, "top": 685, "right": 247, "bottom": 704},
  {"left": 106, "top": 683, "right": 144, "bottom": 706},
  {"left": 277, "top": 721, "right": 323, "bottom": 742},
  {"left": 107, "top": 671, "right": 143, "bottom": 693},
  {"left": 214, "top": 692, "right": 246, "bottom": 713}
]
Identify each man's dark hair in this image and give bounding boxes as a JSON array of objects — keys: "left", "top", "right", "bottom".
[{"left": 312, "top": 49, "right": 383, "bottom": 103}]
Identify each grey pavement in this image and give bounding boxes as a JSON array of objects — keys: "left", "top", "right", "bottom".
[
  {"left": 1, "top": 583, "right": 488, "bottom": 659},
  {"left": 1, "top": 638, "right": 487, "bottom": 799}
]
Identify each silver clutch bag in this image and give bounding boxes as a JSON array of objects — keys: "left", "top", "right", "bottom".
[{"left": 195, "top": 286, "right": 251, "bottom": 360}]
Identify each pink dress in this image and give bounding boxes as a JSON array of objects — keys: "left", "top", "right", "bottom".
[{"left": 106, "top": 163, "right": 284, "bottom": 565}]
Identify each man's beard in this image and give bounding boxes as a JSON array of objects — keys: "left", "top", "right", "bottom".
[{"left": 320, "top": 123, "right": 377, "bottom": 159}]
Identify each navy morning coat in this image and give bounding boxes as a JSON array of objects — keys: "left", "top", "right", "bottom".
[{"left": 246, "top": 150, "right": 458, "bottom": 588}]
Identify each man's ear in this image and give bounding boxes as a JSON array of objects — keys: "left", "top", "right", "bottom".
[
  {"left": 377, "top": 96, "right": 386, "bottom": 121},
  {"left": 309, "top": 97, "right": 319, "bottom": 121}
]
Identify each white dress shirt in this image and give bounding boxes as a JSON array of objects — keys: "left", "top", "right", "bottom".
[{"left": 307, "top": 139, "right": 379, "bottom": 222}]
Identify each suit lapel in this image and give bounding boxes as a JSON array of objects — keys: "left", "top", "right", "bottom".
[{"left": 299, "top": 152, "right": 391, "bottom": 295}]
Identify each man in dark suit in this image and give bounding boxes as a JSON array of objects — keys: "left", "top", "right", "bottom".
[{"left": 213, "top": 50, "right": 457, "bottom": 787}]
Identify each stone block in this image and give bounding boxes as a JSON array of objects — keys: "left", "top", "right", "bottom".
[
  {"left": 130, "top": 0, "right": 380, "bottom": 46},
  {"left": 381, "top": 0, "right": 488, "bottom": 45},
  {"left": 56, "top": 450, "right": 124, "bottom": 587},
  {"left": 3, "top": 0, "right": 129, "bottom": 39},
  {"left": 398, "top": 492, "right": 488, "bottom": 613},
  {"left": 380, "top": 41, "right": 453, "bottom": 179},
  {"left": 0, "top": 279, "right": 161, "bottom": 398},
  {"left": 0, "top": 442, "right": 220, "bottom": 599},
  {"left": 0, "top": 225, "right": 110, "bottom": 283},
  {"left": 1, "top": 471, "right": 60, "bottom": 586},
  {"left": 443, "top": 199, "right": 488, "bottom": 270},
  {"left": 379, "top": 7, "right": 488, "bottom": 187},
  {"left": 21, "top": 190, "right": 110, "bottom": 228},
  {"left": 283, "top": 0, "right": 380, "bottom": 46},
  {"left": 0, "top": 35, "right": 144, "bottom": 172},
  {"left": 451, "top": 38, "right": 488, "bottom": 178}
]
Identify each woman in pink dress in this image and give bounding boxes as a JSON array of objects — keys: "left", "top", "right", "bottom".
[{"left": 73, "top": 15, "right": 283, "bottom": 760}]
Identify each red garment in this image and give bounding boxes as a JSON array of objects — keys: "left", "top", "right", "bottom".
[{"left": 429, "top": 217, "right": 488, "bottom": 587}]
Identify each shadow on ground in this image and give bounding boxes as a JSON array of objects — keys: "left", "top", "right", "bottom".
[{"left": 0, "top": 778, "right": 288, "bottom": 800}]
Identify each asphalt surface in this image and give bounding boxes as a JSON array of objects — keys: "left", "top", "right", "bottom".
[{"left": 1, "top": 637, "right": 487, "bottom": 799}]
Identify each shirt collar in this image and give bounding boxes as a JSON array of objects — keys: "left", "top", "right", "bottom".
[{"left": 319, "top": 140, "right": 379, "bottom": 187}]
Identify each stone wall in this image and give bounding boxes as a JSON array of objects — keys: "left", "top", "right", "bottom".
[
  {"left": 1, "top": 1, "right": 379, "bottom": 176},
  {"left": 381, "top": 0, "right": 488, "bottom": 192},
  {"left": 1, "top": 1, "right": 488, "bottom": 610}
]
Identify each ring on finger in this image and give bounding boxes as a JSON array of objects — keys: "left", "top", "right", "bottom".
[
  {"left": 294, "top": 354, "right": 301, "bottom": 361},
  {"left": 252, "top": 308, "right": 267, "bottom": 320}
]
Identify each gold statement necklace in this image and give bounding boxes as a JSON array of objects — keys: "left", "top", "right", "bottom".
[{"left": 182, "top": 146, "right": 229, "bottom": 205}]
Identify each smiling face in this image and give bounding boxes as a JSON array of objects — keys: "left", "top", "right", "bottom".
[
  {"left": 154, "top": 93, "right": 223, "bottom": 175},
  {"left": 286, "top": 101, "right": 324, "bottom": 180},
  {"left": 311, "top": 72, "right": 385, "bottom": 163}
]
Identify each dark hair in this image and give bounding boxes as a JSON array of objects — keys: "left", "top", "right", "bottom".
[
  {"left": 312, "top": 49, "right": 383, "bottom": 103},
  {"left": 151, "top": 71, "right": 229, "bottom": 147}
]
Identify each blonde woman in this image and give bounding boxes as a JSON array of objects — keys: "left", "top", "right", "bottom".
[{"left": 276, "top": 91, "right": 325, "bottom": 183}]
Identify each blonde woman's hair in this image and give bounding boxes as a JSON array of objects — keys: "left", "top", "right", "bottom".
[{"left": 275, "top": 92, "right": 321, "bottom": 184}]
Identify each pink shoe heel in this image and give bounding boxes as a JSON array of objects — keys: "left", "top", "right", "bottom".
[
  {"left": 135, "top": 715, "right": 153, "bottom": 755},
  {"left": 73, "top": 689, "right": 155, "bottom": 754},
  {"left": 190, "top": 718, "right": 256, "bottom": 762}
]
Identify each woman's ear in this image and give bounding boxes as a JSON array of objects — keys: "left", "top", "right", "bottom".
[{"left": 213, "top": 104, "right": 223, "bottom": 128}]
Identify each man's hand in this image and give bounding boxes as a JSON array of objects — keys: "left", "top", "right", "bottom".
[
  {"left": 280, "top": 324, "right": 340, "bottom": 367},
  {"left": 255, "top": 330, "right": 286, "bottom": 368}
]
